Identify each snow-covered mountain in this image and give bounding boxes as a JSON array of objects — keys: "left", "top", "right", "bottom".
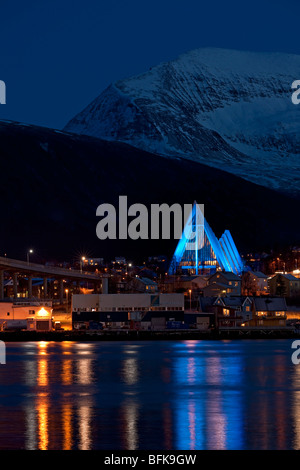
[{"left": 64, "top": 48, "right": 300, "bottom": 194}]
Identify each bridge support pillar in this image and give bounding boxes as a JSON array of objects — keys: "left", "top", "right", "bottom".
[
  {"left": 43, "top": 277, "right": 48, "bottom": 298},
  {"left": 13, "top": 273, "right": 18, "bottom": 299},
  {"left": 59, "top": 279, "right": 64, "bottom": 305},
  {"left": 28, "top": 275, "right": 33, "bottom": 299},
  {"left": 94, "top": 282, "right": 100, "bottom": 293},
  {"left": 102, "top": 277, "right": 109, "bottom": 294},
  {"left": 0, "top": 270, "right": 4, "bottom": 300}
]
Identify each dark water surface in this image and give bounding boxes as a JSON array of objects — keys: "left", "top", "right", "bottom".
[{"left": 0, "top": 339, "right": 299, "bottom": 450}]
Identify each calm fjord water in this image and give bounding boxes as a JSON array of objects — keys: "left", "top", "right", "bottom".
[{"left": 0, "top": 340, "right": 299, "bottom": 450}]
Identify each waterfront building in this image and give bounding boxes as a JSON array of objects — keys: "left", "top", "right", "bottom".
[
  {"left": 0, "top": 300, "right": 53, "bottom": 331},
  {"left": 247, "top": 297, "right": 287, "bottom": 327},
  {"left": 214, "top": 296, "right": 252, "bottom": 327},
  {"left": 72, "top": 293, "right": 184, "bottom": 330},
  {"left": 183, "top": 311, "right": 216, "bottom": 330},
  {"left": 212, "top": 295, "right": 287, "bottom": 328},
  {"left": 199, "top": 295, "right": 287, "bottom": 329}
]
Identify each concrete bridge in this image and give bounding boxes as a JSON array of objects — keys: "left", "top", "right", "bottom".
[{"left": 0, "top": 256, "right": 104, "bottom": 303}]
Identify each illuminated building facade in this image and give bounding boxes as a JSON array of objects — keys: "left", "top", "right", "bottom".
[
  {"left": 0, "top": 301, "right": 53, "bottom": 331},
  {"left": 169, "top": 202, "right": 244, "bottom": 276}
]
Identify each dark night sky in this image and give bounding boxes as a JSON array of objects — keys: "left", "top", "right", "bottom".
[{"left": 0, "top": 0, "right": 299, "bottom": 129}]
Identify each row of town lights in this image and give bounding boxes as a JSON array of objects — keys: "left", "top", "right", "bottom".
[
  {"left": 26, "top": 249, "right": 88, "bottom": 273},
  {"left": 26, "top": 252, "right": 133, "bottom": 273}
]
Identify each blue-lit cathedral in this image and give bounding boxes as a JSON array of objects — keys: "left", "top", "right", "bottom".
[{"left": 168, "top": 202, "right": 244, "bottom": 276}]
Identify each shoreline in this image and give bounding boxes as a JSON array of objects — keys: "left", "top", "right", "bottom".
[{"left": 0, "top": 328, "right": 299, "bottom": 342}]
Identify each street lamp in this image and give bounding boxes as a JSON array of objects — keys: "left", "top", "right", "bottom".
[
  {"left": 80, "top": 257, "right": 86, "bottom": 273},
  {"left": 27, "top": 249, "right": 33, "bottom": 264},
  {"left": 188, "top": 289, "right": 192, "bottom": 311},
  {"left": 65, "top": 289, "right": 69, "bottom": 312}
]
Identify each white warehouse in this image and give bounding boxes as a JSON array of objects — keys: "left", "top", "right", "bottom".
[{"left": 72, "top": 293, "right": 185, "bottom": 329}]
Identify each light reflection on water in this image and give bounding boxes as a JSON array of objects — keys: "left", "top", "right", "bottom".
[{"left": 0, "top": 339, "right": 298, "bottom": 450}]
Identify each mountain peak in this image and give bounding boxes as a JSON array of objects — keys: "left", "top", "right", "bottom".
[{"left": 64, "top": 48, "right": 300, "bottom": 195}]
